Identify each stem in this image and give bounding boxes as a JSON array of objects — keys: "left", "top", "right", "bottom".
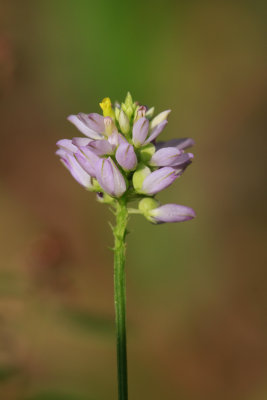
[{"left": 113, "top": 197, "right": 128, "bottom": 400}]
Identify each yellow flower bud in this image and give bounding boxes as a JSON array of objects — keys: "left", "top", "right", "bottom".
[{"left": 99, "top": 97, "right": 115, "bottom": 119}]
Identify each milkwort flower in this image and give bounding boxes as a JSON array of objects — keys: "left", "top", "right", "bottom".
[{"left": 56, "top": 92, "right": 195, "bottom": 224}]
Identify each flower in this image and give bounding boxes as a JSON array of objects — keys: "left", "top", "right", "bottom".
[
  {"left": 56, "top": 93, "right": 195, "bottom": 223},
  {"left": 149, "top": 204, "right": 196, "bottom": 223}
]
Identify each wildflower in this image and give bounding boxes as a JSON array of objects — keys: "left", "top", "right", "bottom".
[
  {"left": 56, "top": 93, "right": 195, "bottom": 224},
  {"left": 138, "top": 199, "right": 196, "bottom": 224},
  {"left": 56, "top": 93, "right": 196, "bottom": 399},
  {"left": 148, "top": 204, "right": 196, "bottom": 223}
]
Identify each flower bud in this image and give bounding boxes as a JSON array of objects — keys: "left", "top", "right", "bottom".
[
  {"left": 132, "top": 117, "right": 149, "bottom": 147},
  {"left": 134, "top": 105, "right": 147, "bottom": 123},
  {"left": 145, "top": 107, "right": 155, "bottom": 119},
  {"left": 99, "top": 97, "right": 115, "bottom": 119},
  {"left": 150, "top": 110, "right": 171, "bottom": 130},
  {"left": 104, "top": 116, "right": 117, "bottom": 136},
  {"left": 115, "top": 107, "right": 120, "bottom": 121},
  {"left": 118, "top": 109, "right": 130, "bottom": 135},
  {"left": 120, "top": 92, "right": 134, "bottom": 119},
  {"left": 132, "top": 164, "right": 151, "bottom": 192},
  {"left": 124, "top": 92, "right": 133, "bottom": 108},
  {"left": 148, "top": 204, "right": 196, "bottom": 224}
]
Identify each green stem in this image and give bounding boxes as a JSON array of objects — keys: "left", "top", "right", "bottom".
[{"left": 113, "top": 197, "right": 128, "bottom": 400}]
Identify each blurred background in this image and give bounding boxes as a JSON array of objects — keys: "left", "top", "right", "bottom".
[{"left": 0, "top": 0, "right": 266, "bottom": 399}]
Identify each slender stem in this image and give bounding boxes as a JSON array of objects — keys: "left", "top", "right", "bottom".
[
  {"left": 113, "top": 197, "right": 128, "bottom": 400},
  {"left": 127, "top": 208, "right": 142, "bottom": 215}
]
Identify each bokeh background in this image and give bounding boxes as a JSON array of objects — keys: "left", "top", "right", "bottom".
[{"left": 0, "top": 1, "right": 266, "bottom": 399}]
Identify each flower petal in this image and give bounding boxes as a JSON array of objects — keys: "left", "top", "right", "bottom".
[
  {"left": 156, "top": 138, "right": 195, "bottom": 151},
  {"left": 75, "top": 146, "right": 100, "bottom": 177},
  {"left": 108, "top": 132, "right": 128, "bottom": 149},
  {"left": 56, "top": 139, "right": 77, "bottom": 154},
  {"left": 67, "top": 113, "right": 105, "bottom": 139},
  {"left": 88, "top": 139, "right": 113, "bottom": 156},
  {"left": 149, "top": 204, "right": 196, "bottom": 223},
  {"left": 115, "top": 142, "right": 137, "bottom": 171},
  {"left": 145, "top": 120, "right": 168, "bottom": 144},
  {"left": 57, "top": 151, "right": 92, "bottom": 189},
  {"left": 95, "top": 157, "right": 126, "bottom": 197},
  {"left": 132, "top": 117, "right": 149, "bottom": 146},
  {"left": 149, "top": 147, "right": 183, "bottom": 167},
  {"left": 141, "top": 167, "right": 178, "bottom": 195},
  {"left": 72, "top": 137, "right": 92, "bottom": 147}
]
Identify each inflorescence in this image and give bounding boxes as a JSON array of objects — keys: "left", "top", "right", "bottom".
[{"left": 56, "top": 93, "right": 196, "bottom": 224}]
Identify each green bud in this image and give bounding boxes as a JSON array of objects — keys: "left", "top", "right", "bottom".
[
  {"left": 138, "top": 197, "right": 159, "bottom": 214},
  {"left": 150, "top": 110, "right": 171, "bottom": 130},
  {"left": 121, "top": 102, "right": 134, "bottom": 120},
  {"left": 132, "top": 164, "right": 151, "bottom": 192},
  {"left": 133, "top": 105, "right": 147, "bottom": 123},
  {"left": 124, "top": 92, "right": 133, "bottom": 108},
  {"left": 139, "top": 143, "right": 156, "bottom": 162},
  {"left": 145, "top": 107, "right": 155, "bottom": 120},
  {"left": 119, "top": 109, "right": 130, "bottom": 135},
  {"left": 115, "top": 107, "right": 120, "bottom": 122}
]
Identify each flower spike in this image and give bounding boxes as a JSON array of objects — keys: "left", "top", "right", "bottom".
[{"left": 57, "top": 93, "right": 195, "bottom": 221}]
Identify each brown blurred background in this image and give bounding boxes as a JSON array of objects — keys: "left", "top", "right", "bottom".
[{"left": 0, "top": 1, "right": 266, "bottom": 399}]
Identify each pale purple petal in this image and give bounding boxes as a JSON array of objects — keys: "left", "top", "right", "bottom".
[
  {"left": 95, "top": 157, "right": 126, "bottom": 197},
  {"left": 72, "top": 137, "right": 92, "bottom": 147},
  {"left": 132, "top": 117, "right": 149, "bottom": 146},
  {"left": 75, "top": 146, "right": 100, "bottom": 177},
  {"left": 115, "top": 143, "right": 137, "bottom": 171},
  {"left": 58, "top": 152, "right": 92, "bottom": 189},
  {"left": 55, "top": 149, "right": 67, "bottom": 158},
  {"left": 150, "top": 204, "right": 196, "bottom": 223},
  {"left": 149, "top": 147, "right": 183, "bottom": 167},
  {"left": 156, "top": 138, "right": 195, "bottom": 150},
  {"left": 88, "top": 139, "right": 113, "bottom": 155},
  {"left": 108, "top": 132, "right": 120, "bottom": 148},
  {"left": 56, "top": 139, "right": 77, "bottom": 154},
  {"left": 145, "top": 120, "right": 168, "bottom": 144},
  {"left": 108, "top": 132, "right": 128, "bottom": 150},
  {"left": 141, "top": 167, "right": 179, "bottom": 195},
  {"left": 172, "top": 153, "right": 194, "bottom": 168},
  {"left": 118, "top": 133, "right": 128, "bottom": 145},
  {"left": 67, "top": 113, "right": 105, "bottom": 139}
]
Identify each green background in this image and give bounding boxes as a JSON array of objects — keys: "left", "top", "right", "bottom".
[{"left": 0, "top": 1, "right": 266, "bottom": 399}]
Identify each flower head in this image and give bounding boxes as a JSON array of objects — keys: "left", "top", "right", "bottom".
[{"left": 56, "top": 92, "right": 195, "bottom": 224}]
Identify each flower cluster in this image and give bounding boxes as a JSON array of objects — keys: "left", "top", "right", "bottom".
[{"left": 56, "top": 93, "right": 195, "bottom": 223}]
